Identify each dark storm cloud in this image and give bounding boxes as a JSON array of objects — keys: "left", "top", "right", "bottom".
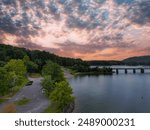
[{"left": 128, "top": 0, "right": 150, "bottom": 25}]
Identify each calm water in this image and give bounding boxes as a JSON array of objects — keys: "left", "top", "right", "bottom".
[{"left": 69, "top": 68, "right": 150, "bottom": 113}]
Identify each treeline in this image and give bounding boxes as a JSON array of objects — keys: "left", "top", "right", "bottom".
[
  {"left": 88, "top": 59, "right": 150, "bottom": 66},
  {"left": 0, "top": 44, "right": 89, "bottom": 72},
  {"left": 42, "top": 61, "right": 74, "bottom": 112},
  {"left": 88, "top": 60, "right": 123, "bottom": 66}
]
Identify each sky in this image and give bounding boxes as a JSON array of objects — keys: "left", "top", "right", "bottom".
[{"left": 0, "top": 0, "right": 150, "bottom": 60}]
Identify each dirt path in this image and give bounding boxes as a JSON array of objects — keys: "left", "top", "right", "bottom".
[
  {"left": 63, "top": 69, "right": 74, "bottom": 79},
  {"left": 0, "top": 77, "right": 50, "bottom": 113}
]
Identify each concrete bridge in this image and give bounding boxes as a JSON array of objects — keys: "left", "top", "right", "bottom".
[{"left": 112, "top": 67, "right": 150, "bottom": 74}]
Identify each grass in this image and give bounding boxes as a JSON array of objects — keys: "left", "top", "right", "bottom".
[
  {"left": 44, "top": 103, "right": 59, "bottom": 113},
  {"left": 12, "top": 78, "right": 29, "bottom": 92},
  {"left": 29, "top": 73, "right": 41, "bottom": 78},
  {"left": 0, "top": 78, "right": 28, "bottom": 105},
  {"left": 1, "top": 103, "right": 16, "bottom": 113},
  {"left": 15, "top": 97, "right": 31, "bottom": 106},
  {"left": 0, "top": 98, "right": 8, "bottom": 104},
  {"left": 68, "top": 69, "right": 77, "bottom": 76}
]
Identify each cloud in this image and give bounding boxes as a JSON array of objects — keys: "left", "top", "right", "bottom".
[
  {"left": 128, "top": 0, "right": 150, "bottom": 25},
  {"left": 1, "top": 0, "right": 16, "bottom": 5},
  {"left": 0, "top": 0, "right": 149, "bottom": 60},
  {"left": 115, "top": 0, "right": 135, "bottom": 5}
]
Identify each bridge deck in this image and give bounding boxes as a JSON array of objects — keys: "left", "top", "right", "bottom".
[{"left": 111, "top": 67, "right": 150, "bottom": 70}]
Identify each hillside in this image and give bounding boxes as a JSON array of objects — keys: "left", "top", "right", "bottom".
[
  {"left": 88, "top": 56, "right": 150, "bottom": 66},
  {"left": 0, "top": 43, "right": 88, "bottom": 71},
  {"left": 123, "top": 56, "right": 150, "bottom": 65}
]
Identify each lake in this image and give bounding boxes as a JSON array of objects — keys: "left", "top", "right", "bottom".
[{"left": 69, "top": 66, "right": 150, "bottom": 113}]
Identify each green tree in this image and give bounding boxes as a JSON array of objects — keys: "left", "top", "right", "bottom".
[
  {"left": 50, "top": 81, "right": 74, "bottom": 111},
  {"left": 42, "top": 61, "right": 64, "bottom": 82},
  {"left": 23, "top": 55, "right": 30, "bottom": 63},
  {"left": 41, "top": 75, "right": 55, "bottom": 96},
  {"left": 4, "top": 59, "right": 27, "bottom": 76},
  {"left": 23, "top": 55, "right": 38, "bottom": 73},
  {"left": 0, "top": 67, "right": 9, "bottom": 95},
  {"left": 26, "top": 61, "right": 38, "bottom": 73}
]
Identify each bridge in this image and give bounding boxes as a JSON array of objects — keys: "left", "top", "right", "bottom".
[{"left": 111, "top": 67, "right": 150, "bottom": 74}]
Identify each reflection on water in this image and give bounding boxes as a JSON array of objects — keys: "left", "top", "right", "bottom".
[{"left": 69, "top": 69, "right": 150, "bottom": 113}]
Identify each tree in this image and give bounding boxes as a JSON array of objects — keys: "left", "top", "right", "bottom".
[
  {"left": 50, "top": 81, "right": 74, "bottom": 111},
  {"left": 41, "top": 75, "right": 55, "bottom": 96},
  {"left": 4, "top": 59, "right": 27, "bottom": 76},
  {"left": 0, "top": 68, "right": 18, "bottom": 96},
  {"left": 23, "top": 55, "right": 30, "bottom": 63},
  {"left": 42, "top": 61, "right": 64, "bottom": 82},
  {"left": 23, "top": 55, "right": 38, "bottom": 73},
  {"left": 26, "top": 61, "right": 38, "bottom": 73},
  {"left": 0, "top": 67, "right": 9, "bottom": 95}
]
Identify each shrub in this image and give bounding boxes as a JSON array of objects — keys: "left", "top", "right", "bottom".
[{"left": 2, "top": 103, "right": 16, "bottom": 113}]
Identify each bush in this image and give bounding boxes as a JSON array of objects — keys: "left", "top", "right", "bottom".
[
  {"left": 4, "top": 59, "right": 27, "bottom": 76},
  {"left": 41, "top": 75, "right": 55, "bottom": 96},
  {"left": 50, "top": 81, "right": 74, "bottom": 111},
  {"left": 42, "top": 61, "right": 64, "bottom": 82},
  {"left": 2, "top": 103, "right": 16, "bottom": 113},
  {"left": 15, "top": 98, "right": 31, "bottom": 106}
]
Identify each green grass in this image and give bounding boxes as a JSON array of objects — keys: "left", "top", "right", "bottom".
[
  {"left": 68, "top": 69, "right": 77, "bottom": 76},
  {"left": 0, "top": 78, "right": 28, "bottom": 105},
  {"left": 29, "top": 73, "right": 41, "bottom": 78},
  {"left": 44, "top": 103, "right": 60, "bottom": 113},
  {"left": 15, "top": 98, "right": 31, "bottom": 106},
  {"left": 0, "top": 98, "right": 8, "bottom": 104}
]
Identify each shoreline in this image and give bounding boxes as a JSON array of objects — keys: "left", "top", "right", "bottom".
[{"left": 63, "top": 68, "right": 75, "bottom": 113}]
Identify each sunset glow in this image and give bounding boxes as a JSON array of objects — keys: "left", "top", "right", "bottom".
[{"left": 0, "top": 0, "right": 150, "bottom": 60}]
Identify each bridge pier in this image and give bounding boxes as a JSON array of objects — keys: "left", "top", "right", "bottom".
[
  {"left": 125, "top": 69, "right": 127, "bottom": 74},
  {"left": 116, "top": 69, "right": 119, "bottom": 74},
  {"left": 141, "top": 68, "right": 144, "bottom": 73},
  {"left": 133, "top": 69, "right": 136, "bottom": 74}
]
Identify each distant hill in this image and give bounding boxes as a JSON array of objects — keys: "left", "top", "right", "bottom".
[
  {"left": 88, "top": 56, "right": 150, "bottom": 66},
  {"left": 123, "top": 56, "right": 150, "bottom": 65}
]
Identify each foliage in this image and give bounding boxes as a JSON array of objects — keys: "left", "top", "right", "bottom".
[
  {"left": 0, "top": 67, "right": 9, "bottom": 95},
  {"left": 4, "top": 59, "right": 27, "bottom": 76},
  {"left": 2, "top": 103, "right": 16, "bottom": 113},
  {"left": 41, "top": 75, "right": 55, "bottom": 95},
  {"left": 26, "top": 61, "right": 38, "bottom": 73},
  {"left": 15, "top": 98, "right": 31, "bottom": 106},
  {"left": 50, "top": 81, "right": 74, "bottom": 112},
  {"left": 0, "top": 44, "right": 89, "bottom": 73},
  {"left": 0, "top": 59, "right": 28, "bottom": 96},
  {"left": 42, "top": 61, "right": 74, "bottom": 112},
  {"left": 42, "top": 61, "right": 65, "bottom": 82},
  {"left": 23, "top": 55, "right": 38, "bottom": 73},
  {"left": 0, "top": 61, "right": 6, "bottom": 67}
]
